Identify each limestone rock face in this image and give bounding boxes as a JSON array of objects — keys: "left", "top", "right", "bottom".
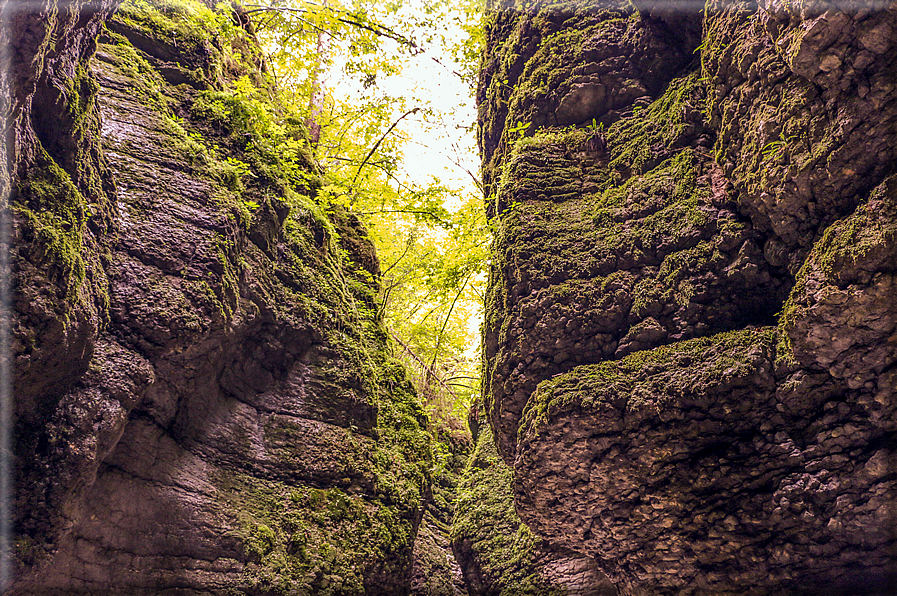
[
  {"left": 478, "top": 0, "right": 897, "bottom": 594},
  {"left": 451, "top": 422, "right": 617, "bottom": 596},
  {"left": 10, "top": 2, "right": 433, "bottom": 594},
  {"left": 705, "top": 0, "right": 897, "bottom": 268}
]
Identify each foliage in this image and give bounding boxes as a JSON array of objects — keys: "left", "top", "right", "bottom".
[
  {"left": 248, "top": 0, "right": 435, "bottom": 112},
  {"left": 118, "top": 0, "right": 488, "bottom": 475},
  {"left": 245, "top": 0, "right": 490, "bottom": 435},
  {"left": 189, "top": 74, "right": 319, "bottom": 190},
  {"left": 369, "top": 189, "right": 489, "bottom": 430}
]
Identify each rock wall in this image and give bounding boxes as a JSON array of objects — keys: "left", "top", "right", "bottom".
[
  {"left": 411, "top": 429, "right": 470, "bottom": 596},
  {"left": 451, "top": 411, "right": 616, "bottom": 596},
  {"left": 478, "top": 0, "right": 896, "bottom": 594},
  {"left": 8, "top": 1, "right": 437, "bottom": 594}
]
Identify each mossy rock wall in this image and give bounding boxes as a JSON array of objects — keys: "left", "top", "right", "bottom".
[
  {"left": 10, "top": 2, "right": 435, "bottom": 594},
  {"left": 450, "top": 422, "right": 616, "bottom": 596},
  {"left": 477, "top": 1, "right": 897, "bottom": 594}
]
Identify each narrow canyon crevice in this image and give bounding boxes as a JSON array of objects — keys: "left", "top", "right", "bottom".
[{"left": 6, "top": 0, "right": 896, "bottom": 595}]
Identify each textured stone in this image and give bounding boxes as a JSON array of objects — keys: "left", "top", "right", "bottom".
[
  {"left": 10, "top": 2, "right": 434, "bottom": 594},
  {"left": 517, "top": 328, "right": 896, "bottom": 594},
  {"left": 476, "top": 1, "right": 897, "bottom": 594},
  {"left": 451, "top": 423, "right": 616, "bottom": 596},
  {"left": 705, "top": 0, "right": 897, "bottom": 268},
  {"left": 484, "top": 118, "right": 789, "bottom": 461},
  {"left": 780, "top": 176, "right": 897, "bottom": 388}
]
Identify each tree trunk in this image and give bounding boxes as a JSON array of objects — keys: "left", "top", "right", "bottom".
[{"left": 306, "top": 5, "right": 330, "bottom": 147}]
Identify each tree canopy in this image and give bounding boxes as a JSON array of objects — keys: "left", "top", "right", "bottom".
[{"left": 244, "top": 0, "right": 489, "bottom": 433}]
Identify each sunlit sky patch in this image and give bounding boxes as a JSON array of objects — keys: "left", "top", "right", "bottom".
[{"left": 329, "top": 4, "right": 480, "bottom": 204}]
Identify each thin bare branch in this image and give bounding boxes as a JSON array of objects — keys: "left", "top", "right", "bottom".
[
  {"left": 358, "top": 209, "right": 450, "bottom": 225},
  {"left": 352, "top": 108, "right": 420, "bottom": 185},
  {"left": 428, "top": 273, "right": 471, "bottom": 383},
  {"left": 244, "top": 4, "right": 420, "bottom": 50},
  {"left": 389, "top": 332, "right": 461, "bottom": 402}
]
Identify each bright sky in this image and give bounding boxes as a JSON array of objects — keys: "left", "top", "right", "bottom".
[
  {"left": 330, "top": 15, "right": 480, "bottom": 203},
  {"left": 380, "top": 50, "right": 480, "bottom": 197}
]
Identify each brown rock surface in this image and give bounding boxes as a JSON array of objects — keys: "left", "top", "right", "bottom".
[
  {"left": 451, "top": 422, "right": 617, "bottom": 596},
  {"left": 9, "top": 1, "right": 434, "bottom": 594},
  {"left": 477, "top": 0, "right": 897, "bottom": 594}
]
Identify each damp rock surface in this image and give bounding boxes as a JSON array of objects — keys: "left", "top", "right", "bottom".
[
  {"left": 10, "top": 2, "right": 435, "bottom": 594},
  {"left": 477, "top": 0, "right": 897, "bottom": 594}
]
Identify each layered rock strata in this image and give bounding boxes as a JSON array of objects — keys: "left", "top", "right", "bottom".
[
  {"left": 9, "top": 1, "right": 435, "bottom": 594},
  {"left": 479, "top": 0, "right": 897, "bottom": 593}
]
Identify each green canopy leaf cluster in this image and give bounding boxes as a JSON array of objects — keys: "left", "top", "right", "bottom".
[{"left": 244, "top": 0, "right": 489, "bottom": 433}]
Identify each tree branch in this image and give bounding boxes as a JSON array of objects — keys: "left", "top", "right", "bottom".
[
  {"left": 243, "top": 4, "right": 420, "bottom": 50},
  {"left": 389, "top": 332, "right": 460, "bottom": 402},
  {"left": 352, "top": 107, "right": 420, "bottom": 186},
  {"left": 427, "top": 273, "right": 470, "bottom": 385},
  {"left": 358, "top": 209, "right": 449, "bottom": 225}
]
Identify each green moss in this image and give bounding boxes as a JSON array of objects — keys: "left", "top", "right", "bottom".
[
  {"left": 11, "top": 14, "right": 118, "bottom": 324},
  {"left": 97, "top": 29, "right": 170, "bottom": 111},
  {"left": 98, "top": 22, "right": 318, "bottom": 251},
  {"left": 14, "top": 149, "right": 88, "bottom": 300},
  {"left": 113, "top": 0, "right": 270, "bottom": 90},
  {"left": 412, "top": 520, "right": 457, "bottom": 595},
  {"left": 483, "top": 72, "right": 729, "bottom": 461},
  {"left": 700, "top": 5, "right": 747, "bottom": 114},
  {"left": 606, "top": 72, "right": 706, "bottom": 175},
  {"left": 220, "top": 355, "right": 433, "bottom": 594},
  {"left": 515, "top": 26, "right": 588, "bottom": 99},
  {"left": 215, "top": 473, "right": 407, "bottom": 596},
  {"left": 701, "top": 4, "right": 857, "bottom": 220},
  {"left": 62, "top": 63, "right": 99, "bottom": 128},
  {"left": 190, "top": 78, "right": 319, "bottom": 193},
  {"left": 115, "top": 0, "right": 220, "bottom": 54},
  {"left": 776, "top": 178, "right": 897, "bottom": 365},
  {"left": 478, "top": 4, "right": 635, "bottom": 195},
  {"left": 192, "top": 85, "right": 276, "bottom": 139},
  {"left": 483, "top": 40, "right": 716, "bottom": 300},
  {"left": 451, "top": 426, "right": 566, "bottom": 596},
  {"left": 32, "top": 58, "right": 108, "bottom": 213},
  {"left": 513, "top": 127, "right": 585, "bottom": 153},
  {"left": 656, "top": 239, "right": 715, "bottom": 308},
  {"left": 521, "top": 327, "right": 776, "bottom": 438},
  {"left": 220, "top": 350, "right": 434, "bottom": 595},
  {"left": 492, "top": 139, "right": 718, "bottom": 295},
  {"left": 812, "top": 194, "right": 897, "bottom": 279}
]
